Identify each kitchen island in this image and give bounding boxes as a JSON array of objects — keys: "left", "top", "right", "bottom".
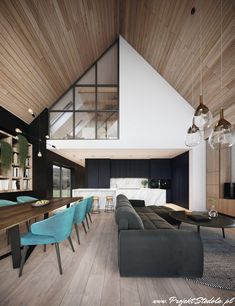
[{"left": 72, "top": 188, "right": 166, "bottom": 209}]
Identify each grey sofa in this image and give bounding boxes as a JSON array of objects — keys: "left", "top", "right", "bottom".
[{"left": 115, "top": 194, "right": 203, "bottom": 277}]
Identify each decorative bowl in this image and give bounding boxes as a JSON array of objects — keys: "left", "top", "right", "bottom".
[{"left": 31, "top": 200, "right": 50, "bottom": 207}]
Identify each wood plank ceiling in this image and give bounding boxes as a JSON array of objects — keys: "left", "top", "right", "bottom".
[
  {"left": 0, "top": 0, "right": 119, "bottom": 123},
  {"left": 0, "top": 0, "right": 234, "bottom": 124},
  {"left": 120, "top": 0, "right": 235, "bottom": 116}
]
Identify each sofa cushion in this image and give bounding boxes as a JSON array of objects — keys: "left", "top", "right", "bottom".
[
  {"left": 135, "top": 205, "right": 181, "bottom": 226},
  {"left": 115, "top": 206, "right": 144, "bottom": 230},
  {"left": 116, "top": 195, "right": 133, "bottom": 210},
  {"left": 116, "top": 200, "right": 133, "bottom": 210},
  {"left": 138, "top": 212, "right": 175, "bottom": 230}
]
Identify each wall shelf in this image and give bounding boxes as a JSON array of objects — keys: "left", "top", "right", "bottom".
[{"left": 0, "top": 129, "right": 33, "bottom": 193}]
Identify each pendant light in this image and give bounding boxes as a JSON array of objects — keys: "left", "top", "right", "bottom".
[
  {"left": 193, "top": 2, "right": 212, "bottom": 130},
  {"left": 209, "top": 108, "right": 234, "bottom": 149},
  {"left": 185, "top": 118, "right": 202, "bottom": 147},
  {"left": 185, "top": 120, "right": 202, "bottom": 147},
  {"left": 209, "top": 0, "right": 234, "bottom": 149}
]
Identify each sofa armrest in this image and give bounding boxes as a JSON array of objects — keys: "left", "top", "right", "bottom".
[
  {"left": 118, "top": 229, "right": 203, "bottom": 277},
  {"left": 118, "top": 219, "right": 128, "bottom": 231}
]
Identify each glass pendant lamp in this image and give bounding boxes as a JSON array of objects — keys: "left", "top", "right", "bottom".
[
  {"left": 194, "top": 95, "right": 213, "bottom": 130},
  {"left": 185, "top": 119, "right": 202, "bottom": 147},
  {"left": 208, "top": 108, "right": 234, "bottom": 149}
]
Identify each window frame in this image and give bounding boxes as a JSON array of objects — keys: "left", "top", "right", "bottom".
[
  {"left": 49, "top": 40, "right": 119, "bottom": 140},
  {"left": 53, "top": 164, "right": 72, "bottom": 198}
]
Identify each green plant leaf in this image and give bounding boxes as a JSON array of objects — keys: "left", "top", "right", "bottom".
[
  {"left": 0, "top": 140, "right": 13, "bottom": 171},
  {"left": 17, "top": 134, "right": 28, "bottom": 167}
]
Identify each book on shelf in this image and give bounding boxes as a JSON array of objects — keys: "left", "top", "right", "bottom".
[
  {"left": 12, "top": 167, "right": 20, "bottom": 177},
  {"left": 23, "top": 180, "right": 28, "bottom": 190},
  {"left": 24, "top": 168, "right": 29, "bottom": 178},
  {"left": 13, "top": 152, "right": 19, "bottom": 164},
  {"left": 0, "top": 179, "right": 9, "bottom": 191}
]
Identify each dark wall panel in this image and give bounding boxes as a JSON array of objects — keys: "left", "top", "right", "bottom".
[
  {"left": 0, "top": 106, "right": 29, "bottom": 136},
  {"left": 86, "top": 159, "right": 110, "bottom": 188},
  {"left": 98, "top": 159, "right": 110, "bottom": 188},
  {"left": 149, "top": 159, "right": 172, "bottom": 202},
  {"left": 46, "top": 150, "right": 85, "bottom": 198},
  {"left": 86, "top": 159, "right": 99, "bottom": 188},
  {"left": 111, "top": 159, "right": 149, "bottom": 178},
  {"left": 149, "top": 159, "right": 172, "bottom": 179},
  {"left": 172, "top": 152, "right": 189, "bottom": 209}
]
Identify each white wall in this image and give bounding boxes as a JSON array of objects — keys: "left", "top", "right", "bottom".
[
  {"left": 189, "top": 141, "right": 206, "bottom": 211},
  {"left": 48, "top": 36, "right": 206, "bottom": 210}
]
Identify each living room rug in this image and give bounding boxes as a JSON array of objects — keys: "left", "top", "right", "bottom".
[{"left": 181, "top": 224, "right": 235, "bottom": 291}]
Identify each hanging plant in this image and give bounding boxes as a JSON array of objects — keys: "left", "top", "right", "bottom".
[
  {"left": 17, "top": 134, "right": 28, "bottom": 167},
  {"left": 0, "top": 140, "right": 13, "bottom": 172}
]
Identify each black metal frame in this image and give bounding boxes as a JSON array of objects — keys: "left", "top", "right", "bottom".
[
  {"left": 52, "top": 164, "right": 72, "bottom": 198},
  {"left": 49, "top": 39, "right": 119, "bottom": 140}
]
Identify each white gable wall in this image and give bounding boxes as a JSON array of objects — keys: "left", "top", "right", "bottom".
[{"left": 48, "top": 36, "right": 206, "bottom": 211}]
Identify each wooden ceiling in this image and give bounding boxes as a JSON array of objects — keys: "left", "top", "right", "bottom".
[
  {"left": 120, "top": 0, "right": 235, "bottom": 117},
  {"left": 0, "top": 0, "right": 118, "bottom": 123},
  {"left": 0, "top": 0, "right": 234, "bottom": 124}
]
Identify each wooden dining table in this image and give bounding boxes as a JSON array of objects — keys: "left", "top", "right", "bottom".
[{"left": 0, "top": 197, "right": 82, "bottom": 269}]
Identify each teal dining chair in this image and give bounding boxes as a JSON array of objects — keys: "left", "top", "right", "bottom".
[
  {"left": 17, "top": 196, "right": 39, "bottom": 231},
  {"left": 16, "top": 196, "right": 38, "bottom": 203},
  {"left": 19, "top": 205, "right": 75, "bottom": 277},
  {"left": 0, "top": 199, "right": 17, "bottom": 207},
  {"left": 73, "top": 199, "right": 88, "bottom": 244},
  {"left": 85, "top": 197, "right": 93, "bottom": 229}
]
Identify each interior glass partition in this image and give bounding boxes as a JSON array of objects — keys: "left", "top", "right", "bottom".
[
  {"left": 49, "top": 41, "right": 119, "bottom": 140},
  {"left": 53, "top": 165, "right": 71, "bottom": 197}
]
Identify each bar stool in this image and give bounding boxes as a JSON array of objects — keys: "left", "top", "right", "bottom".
[
  {"left": 92, "top": 196, "right": 100, "bottom": 214},
  {"left": 105, "top": 196, "right": 114, "bottom": 213}
]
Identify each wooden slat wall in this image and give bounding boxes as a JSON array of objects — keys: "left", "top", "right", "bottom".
[
  {"left": 0, "top": 0, "right": 118, "bottom": 123},
  {"left": 120, "top": 0, "right": 235, "bottom": 116},
  {"left": 206, "top": 101, "right": 235, "bottom": 217}
]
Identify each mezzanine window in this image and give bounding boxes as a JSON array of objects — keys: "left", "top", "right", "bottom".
[{"left": 49, "top": 41, "right": 119, "bottom": 140}]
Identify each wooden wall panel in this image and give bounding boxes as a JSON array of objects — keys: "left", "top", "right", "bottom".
[{"left": 206, "top": 141, "right": 235, "bottom": 216}]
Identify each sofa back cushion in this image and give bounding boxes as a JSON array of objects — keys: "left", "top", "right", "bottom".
[
  {"left": 116, "top": 206, "right": 144, "bottom": 230},
  {"left": 116, "top": 194, "right": 133, "bottom": 210}
]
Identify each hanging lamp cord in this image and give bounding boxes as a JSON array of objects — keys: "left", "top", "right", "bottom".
[{"left": 199, "top": 1, "right": 202, "bottom": 96}]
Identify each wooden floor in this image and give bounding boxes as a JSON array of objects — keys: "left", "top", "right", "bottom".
[{"left": 0, "top": 213, "right": 234, "bottom": 306}]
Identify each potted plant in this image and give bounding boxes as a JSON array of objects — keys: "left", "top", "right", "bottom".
[{"left": 141, "top": 179, "right": 148, "bottom": 188}]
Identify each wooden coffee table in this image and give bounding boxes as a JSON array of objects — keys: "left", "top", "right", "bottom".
[{"left": 170, "top": 211, "right": 235, "bottom": 238}]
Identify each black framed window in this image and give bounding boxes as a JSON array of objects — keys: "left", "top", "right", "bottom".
[
  {"left": 53, "top": 165, "right": 72, "bottom": 198},
  {"left": 49, "top": 41, "right": 119, "bottom": 140}
]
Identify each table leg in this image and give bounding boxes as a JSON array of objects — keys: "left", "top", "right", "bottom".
[
  {"left": 8, "top": 225, "right": 21, "bottom": 268},
  {"left": 197, "top": 225, "right": 200, "bottom": 233},
  {"left": 222, "top": 228, "right": 225, "bottom": 239}
]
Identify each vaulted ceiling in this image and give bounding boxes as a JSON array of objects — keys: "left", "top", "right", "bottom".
[{"left": 0, "top": 0, "right": 234, "bottom": 124}]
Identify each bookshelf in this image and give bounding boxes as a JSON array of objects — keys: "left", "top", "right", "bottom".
[{"left": 0, "top": 130, "right": 33, "bottom": 193}]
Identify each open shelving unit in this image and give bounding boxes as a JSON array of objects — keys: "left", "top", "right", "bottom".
[{"left": 0, "top": 129, "right": 33, "bottom": 193}]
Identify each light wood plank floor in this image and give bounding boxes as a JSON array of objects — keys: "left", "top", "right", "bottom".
[{"left": 0, "top": 213, "right": 234, "bottom": 306}]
